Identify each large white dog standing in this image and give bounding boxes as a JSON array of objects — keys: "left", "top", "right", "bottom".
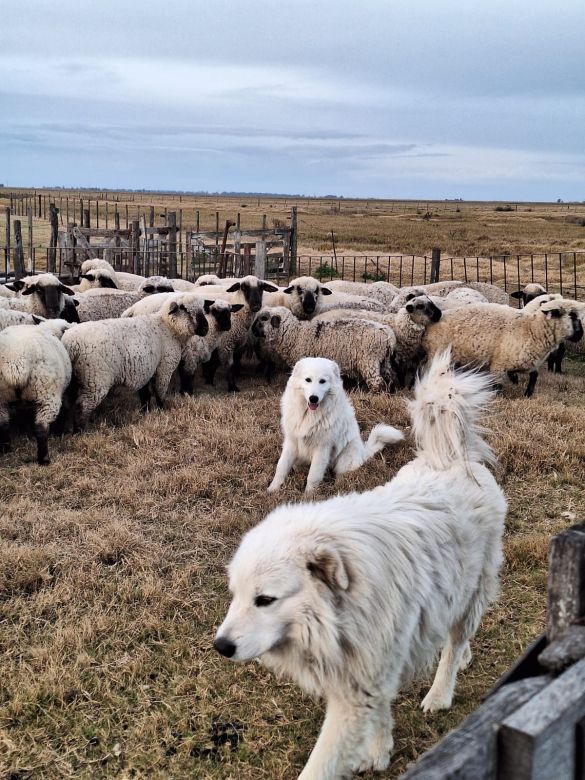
[
  {"left": 268, "top": 356, "right": 404, "bottom": 493},
  {"left": 215, "top": 350, "right": 507, "bottom": 779}
]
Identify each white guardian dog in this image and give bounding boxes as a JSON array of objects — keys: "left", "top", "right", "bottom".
[
  {"left": 214, "top": 349, "right": 507, "bottom": 779},
  {"left": 268, "top": 357, "right": 404, "bottom": 493}
]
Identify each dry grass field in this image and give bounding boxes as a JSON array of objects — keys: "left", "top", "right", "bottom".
[{"left": 1, "top": 354, "right": 584, "bottom": 779}]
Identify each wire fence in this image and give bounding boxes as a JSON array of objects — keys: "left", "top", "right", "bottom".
[{"left": 2, "top": 246, "right": 585, "bottom": 299}]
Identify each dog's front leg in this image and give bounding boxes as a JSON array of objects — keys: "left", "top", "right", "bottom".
[
  {"left": 268, "top": 443, "right": 297, "bottom": 493},
  {"left": 298, "top": 696, "right": 366, "bottom": 780},
  {"left": 305, "top": 446, "right": 332, "bottom": 493}
]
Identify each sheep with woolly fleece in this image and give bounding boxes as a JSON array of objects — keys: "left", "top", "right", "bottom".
[
  {"left": 0, "top": 308, "right": 44, "bottom": 330},
  {"left": 422, "top": 299, "right": 584, "bottom": 397},
  {"left": 252, "top": 306, "right": 397, "bottom": 392},
  {"left": 267, "top": 276, "right": 386, "bottom": 319},
  {"left": 315, "top": 294, "right": 442, "bottom": 388},
  {"left": 71, "top": 267, "right": 119, "bottom": 292},
  {"left": 62, "top": 294, "right": 209, "bottom": 429},
  {"left": 3, "top": 274, "right": 76, "bottom": 319},
  {"left": 325, "top": 279, "right": 399, "bottom": 307},
  {"left": 0, "top": 320, "right": 72, "bottom": 464},
  {"left": 72, "top": 276, "right": 176, "bottom": 321},
  {"left": 510, "top": 283, "right": 547, "bottom": 307},
  {"left": 80, "top": 258, "right": 146, "bottom": 291},
  {"left": 178, "top": 300, "right": 243, "bottom": 394},
  {"left": 0, "top": 285, "right": 15, "bottom": 299}
]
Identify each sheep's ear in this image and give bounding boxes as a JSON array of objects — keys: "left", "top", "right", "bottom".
[
  {"left": 225, "top": 282, "right": 241, "bottom": 292},
  {"left": 21, "top": 284, "right": 38, "bottom": 296},
  {"left": 431, "top": 304, "right": 442, "bottom": 322},
  {"left": 405, "top": 292, "right": 416, "bottom": 301},
  {"left": 203, "top": 299, "right": 214, "bottom": 313},
  {"left": 80, "top": 273, "right": 93, "bottom": 281},
  {"left": 283, "top": 286, "right": 293, "bottom": 294},
  {"left": 261, "top": 282, "right": 279, "bottom": 293},
  {"left": 321, "top": 287, "right": 333, "bottom": 295},
  {"left": 510, "top": 291, "right": 525, "bottom": 300},
  {"left": 545, "top": 307, "right": 562, "bottom": 319},
  {"left": 142, "top": 284, "right": 155, "bottom": 293},
  {"left": 72, "top": 298, "right": 80, "bottom": 307},
  {"left": 32, "top": 315, "right": 44, "bottom": 325},
  {"left": 198, "top": 281, "right": 209, "bottom": 286},
  {"left": 307, "top": 546, "right": 349, "bottom": 591},
  {"left": 7, "top": 280, "right": 25, "bottom": 292},
  {"left": 231, "top": 304, "right": 244, "bottom": 313},
  {"left": 270, "top": 314, "right": 282, "bottom": 328},
  {"left": 59, "top": 284, "right": 76, "bottom": 295},
  {"left": 100, "top": 277, "right": 118, "bottom": 289},
  {"left": 168, "top": 301, "right": 180, "bottom": 314}
]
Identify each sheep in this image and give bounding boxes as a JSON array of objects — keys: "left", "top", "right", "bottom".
[
  {"left": 0, "top": 308, "right": 43, "bottom": 331},
  {"left": 3, "top": 274, "right": 76, "bottom": 319},
  {"left": 72, "top": 276, "right": 174, "bottom": 322},
  {"left": 251, "top": 306, "right": 397, "bottom": 392},
  {"left": 178, "top": 300, "right": 243, "bottom": 394},
  {"left": 325, "top": 279, "right": 399, "bottom": 307},
  {"left": 194, "top": 274, "right": 222, "bottom": 286},
  {"left": 510, "top": 283, "right": 547, "bottom": 307},
  {"left": 315, "top": 294, "right": 442, "bottom": 387},
  {"left": 80, "top": 258, "right": 145, "bottom": 291},
  {"left": 71, "top": 267, "right": 119, "bottom": 292},
  {"left": 439, "top": 287, "right": 488, "bottom": 307},
  {"left": 269, "top": 276, "right": 386, "bottom": 319},
  {"left": 0, "top": 320, "right": 72, "bottom": 464},
  {"left": 62, "top": 294, "right": 210, "bottom": 429},
  {"left": 422, "top": 299, "right": 584, "bottom": 397}
]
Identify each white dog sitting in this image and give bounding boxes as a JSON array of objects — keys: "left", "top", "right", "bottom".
[
  {"left": 268, "top": 357, "right": 404, "bottom": 493},
  {"left": 215, "top": 349, "right": 507, "bottom": 779}
]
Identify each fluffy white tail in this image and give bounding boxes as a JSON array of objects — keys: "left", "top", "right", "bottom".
[
  {"left": 408, "top": 349, "right": 496, "bottom": 470},
  {"left": 364, "top": 423, "right": 404, "bottom": 460}
]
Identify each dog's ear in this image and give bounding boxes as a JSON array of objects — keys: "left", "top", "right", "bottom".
[
  {"left": 307, "top": 545, "right": 349, "bottom": 591},
  {"left": 332, "top": 362, "right": 341, "bottom": 381}
]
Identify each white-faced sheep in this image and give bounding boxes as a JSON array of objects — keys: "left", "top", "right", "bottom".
[
  {"left": 0, "top": 320, "right": 72, "bottom": 464},
  {"left": 252, "top": 306, "right": 397, "bottom": 392},
  {"left": 3, "top": 274, "right": 77, "bottom": 320},
  {"left": 62, "top": 295, "right": 210, "bottom": 429},
  {"left": 422, "top": 299, "right": 584, "bottom": 397}
]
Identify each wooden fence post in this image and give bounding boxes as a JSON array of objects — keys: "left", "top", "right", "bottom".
[
  {"left": 131, "top": 220, "right": 141, "bottom": 276},
  {"left": 48, "top": 203, "right": 59, "bottom": 273},
  {"left": 13, "top": 220, "right": 25, "bottom": 280},
  {"left": 290, "top": 206, "right": 297, "bottom": 277},
  {"left": 83, "top": 209, "right": 90, "bottom": 229},
  {"left": 27, "top": 207, "right": 33, "bottom": 273},
  {"left": 255, "top": 240, "right": 267, "bottom": 279},
  {"left": 431, "top": 247, "right": 441, "bottom": 283},
  {"left": 5, "top": 207, "right": 11, "bottom": 277},
  {"left": 546, "top": 523, "right": 585, "bottom": 642},
  {"left": 167, "top": 212, "right": 177, "bottom": 278}
]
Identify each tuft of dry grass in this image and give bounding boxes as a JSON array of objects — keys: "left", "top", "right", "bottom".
[{"left": 0, "top": 355, "right": 583, "bottom": 778}]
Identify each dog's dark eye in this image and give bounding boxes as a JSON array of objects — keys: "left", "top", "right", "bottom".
[
  {"left": 255, "top": 595, "right": 277, "bottom": 607},
  {"left": 319, "top": 379, "right": 325, "bottom": 384},
  {"left": 305, "top": 377, "right": 311, "bottom": 383}
]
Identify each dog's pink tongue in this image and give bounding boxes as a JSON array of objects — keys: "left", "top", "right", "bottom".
[{"left": 308, "top": 402, "right": 319, "bottom": 411}]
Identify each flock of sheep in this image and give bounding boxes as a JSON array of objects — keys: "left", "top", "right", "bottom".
[{"left": 0, "top": 258, "right": 583, "bottom": 465}]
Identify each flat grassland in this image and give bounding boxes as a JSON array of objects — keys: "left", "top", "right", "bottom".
[{"left": 0, "top": 191, "right": 584, "bottom": 779}]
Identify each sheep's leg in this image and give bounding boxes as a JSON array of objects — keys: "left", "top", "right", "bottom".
[
  {"left": 268, "top": 443, "right": 297, "bottom": 492},
  {"left": 74, "top": 388, "right": 107, "bottom": 432},
  {"left": 548, "top": 343, "right": 565, "bottom": 374},
  {"left": 34, "top": 397, "right": 62, "bottom": 466},
  {"left": 363, "top": 364, "right": 385, "bottom": 393},
  {"left": 34, "top": 422, "right": 50, "bottom": 466},
  {"left": 305, "top": 446, "right": 332, "bottom": 492},
  {"left": 0, "top": 406, "right": 11, "bottom": 454},
  {"left": 524, "top": 370, "right": 538, "bottom": 398},
  {"left": 202, "top": 349, "right": 219, "bottom": 385},
  {"left": 138, "top": 383, "right": 152, "bottom": 411},
  {"left": 507, "top": 371, "right": 519, "bottom": 385},
  {"left": 178, "top": 361, "right": 195, "bottom": 395}
]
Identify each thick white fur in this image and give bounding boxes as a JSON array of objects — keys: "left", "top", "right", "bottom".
[
  {"left": 216, "top": 349, "right": 507, "bottom": 779},
  {"left": 269, "top": 357, "right": 403, "bottom": 493}
]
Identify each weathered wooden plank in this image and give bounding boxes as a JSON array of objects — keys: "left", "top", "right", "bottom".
[
  {"left": 538, "top": 625, "right": 585, "bottom": 673},
  {"left": 400, "top": 677, "right": 550, "bottom": 779},
  {"left": 254, "top": 240, "right": 267, "bottom": 279},
  {"left": 71, "top": 227, "right": 97, "bottom": 259},
  {"left": 167, "top": 213, "right": 177, "bottom": 278},
  {"left": 498, "top": 656, "right": 585, "bottom": 780},
  {"left": 13, "top": 220, "right": 25, "bottom": 280},
  {"left": 75, "top": 228, "right": 131, "bottom": 238},
  {"left": 547, "top": 523, "right": 585, "bottom": 641}
]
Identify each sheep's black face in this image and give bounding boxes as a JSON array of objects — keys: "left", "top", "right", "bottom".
[
  {"left": 195, "top": 311, "right": 209, "bottom": 337},
  {"left": 301, "top": 288, "right": 317, "bottom": 314},
  {"left": 569, "top": 312, "right": 584, "bottom": 342},
  {"left": 241, "top": 282, "right": 262, "bottom": 313},
  {"left": 213, "top": 308, "right": 232, "bottom": 332},
  {"left": 24, "top": 284, "right": 62, "bottom": 318},
  {"left": 252, "top": 312, "right": 271, "bottom": 337}
]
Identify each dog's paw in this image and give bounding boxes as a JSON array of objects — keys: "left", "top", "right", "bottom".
[
  {"left": 352, "top": 732, "right": 393, "bottom": 774},
  {"left": 420, "top": 689, "right": 452, "bottom": 713}
]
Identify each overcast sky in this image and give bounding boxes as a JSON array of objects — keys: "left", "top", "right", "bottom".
[{"left": 1, "top": 0, "right": 584, "bottom": 200}]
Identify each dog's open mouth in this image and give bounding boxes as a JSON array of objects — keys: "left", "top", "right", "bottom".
[{"left": 308, "top": 401, "right": 319, "bottom": 411}]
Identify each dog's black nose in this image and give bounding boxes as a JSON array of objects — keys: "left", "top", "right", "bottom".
[
  {"left": 213, "top": 636, "right": 236, "bottom": 658},
  {"left": 309, "top": 395, "right": 319, "bottom": 404}
]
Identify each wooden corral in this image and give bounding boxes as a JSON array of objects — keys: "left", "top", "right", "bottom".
[{"left": 401, "top": 522, "right": 585, "bottom": 780}]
